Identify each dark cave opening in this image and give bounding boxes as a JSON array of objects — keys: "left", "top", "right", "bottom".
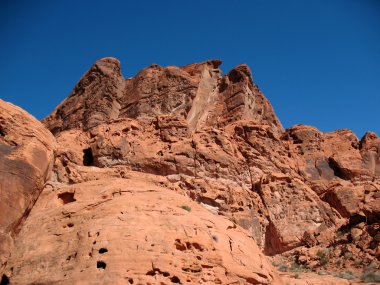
[
  {"left": 83, "top": 148, "right": 94, "bottom": 166},
  {"left": 97, "top": 261, "right": 106, "bottom": 269},
  {"left": 98, "top": 248, "right": 108, "bottom": 254},
  {"left": 1, "top": 274, "right": 9, "bottom": 285},
  {"left": 57, "top": 192, "right": 76, "bottom": 204}
]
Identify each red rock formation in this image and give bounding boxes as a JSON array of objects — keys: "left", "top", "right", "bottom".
[
  {"left": 1, "top": 57, "right": 379, "bottom": 284},
  {"left": 3, "top": 176, "right": 281, "bottom": 284},
  {"left": 0, "top": 100, "right": 55, "bottom": 274},
  {"left": 43, "top": 57, "right": 125, "bottom": 133},
  {"left": 282, "top": 125, "right": 380, "bottom": 264},
  {"left": 43, "top": 58, "right": 283, "bottom": 134}
]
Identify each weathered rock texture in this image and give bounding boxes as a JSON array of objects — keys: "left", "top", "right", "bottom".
[
  {"left": 0, "top": 100, "right": 55, "bottom": 274},
  {"left": 43, "top": 58, "right": 282, "bottom": 134},
  {"left": 1, "top": 57, "right": 379, "bottom": 284},
  {"left": 3, "top": 176, "right": 281, "bottom": 284}
]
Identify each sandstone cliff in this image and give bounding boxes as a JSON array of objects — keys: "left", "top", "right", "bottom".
[
  {"left": 0, "top": 58, "right": 379, "bottom": 284},
  {"left": 0, "top": 100, "right": 55, "bottom": 274}
]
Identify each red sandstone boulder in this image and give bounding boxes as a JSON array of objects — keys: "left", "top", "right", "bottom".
[
  {"left": 0, "top": 100, "right": 55, "bottom": 274},
  {"left": 3, "top": 175, "right": 282, "bottom": 284}
]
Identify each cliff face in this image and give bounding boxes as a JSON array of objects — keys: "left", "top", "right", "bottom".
[
  {"left": 0, "top": 100, "right": 55, "bottom": 274},
  {"left": 0, "top": 58, "right": 379, "bottom": 284},
  {"left": 42, "top": 58, "right": 282, "bottom": 134}
]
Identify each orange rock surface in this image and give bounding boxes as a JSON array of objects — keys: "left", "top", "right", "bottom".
[
  {"left": 0, "top": 58, "right": 379, "bottom": 284},
  {"left": 3, "top": 176, "right": 281, "bottom": 284},
  {"left": 0, "top": 100, "right": 55, "bottom": 274}
]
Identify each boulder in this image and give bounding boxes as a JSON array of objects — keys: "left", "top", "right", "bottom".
[
  {"left": 0, "top": 100, "right": 55, "bottom": 273},
  {"left": 3, "top": 176, "right": 282, "bottom": 285}
]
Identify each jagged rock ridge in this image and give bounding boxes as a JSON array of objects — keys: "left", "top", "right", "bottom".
[
  {"left": 0, "top": 57, "right": 379, "bottom": 284},
  {"left": 43, "top": 58, "right": 282, "bottom": 134}
]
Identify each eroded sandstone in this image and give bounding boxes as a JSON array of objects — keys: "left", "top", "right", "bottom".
[
  {"left": 0, "top": 100, "right": 55, "bottom": 274},
  {"left": 1, "top": 57, "right": 379, "bottom": 284},
  {"left": 3, "top": 176, "right": 281, "bottom": 284}
]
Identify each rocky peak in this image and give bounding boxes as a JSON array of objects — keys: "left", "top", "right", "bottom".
[
  {"left": 43, "top": 57, "right": 282, "bottom": 134},
  {"left": 181, "top": 59, "right": 222, "bottom": 77},
  {"left": 79, "top": 57, "right": 122, "bottom": 83},
  {"left": 360, "top": 131, "right": 379, "bottom": 150},
  {"left": 43, "top": 57, "right": 125, "bottom": 133},
  {"left": 226, "top": 64, "right": 253, "bottom": 84}
]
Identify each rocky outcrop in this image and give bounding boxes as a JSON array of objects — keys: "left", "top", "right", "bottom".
[
  {"left": 43, "top": 57, "right": 125, "bottom": 133},
  {"left": 2, "top": 175, "right": 282, "bottom": 284},
  {"left": 42, "top": 58, "right": 283, "bottom": 135},
  {"left": 49, "top": 116, "right": 345, "bottom": 256},
  {"left": 0, "top": 100, "right": 55, "bottom": 274},
  {"left": 41, "top": 58, "right": 379, "bottom": 259},
  {"left": 1, "top": 57, "right": 379, "bottom": 284},
  {"left": 257, "top": 126, "right": 379, "bottom": 279}
]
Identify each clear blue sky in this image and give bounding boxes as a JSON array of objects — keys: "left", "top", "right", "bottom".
[{"left": 1, "top": 0, "right": 379, "bottom": 138}]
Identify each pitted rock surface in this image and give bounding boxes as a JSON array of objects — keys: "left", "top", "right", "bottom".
[
  {"left": 3, "top": 176, "right": 281, "bottom": 285},
  {"left": 1, "top": 58, "right": 379, "bottom": 284}
]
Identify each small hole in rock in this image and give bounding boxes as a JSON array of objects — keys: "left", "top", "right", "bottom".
[
  {"left": 0, "top": 274, "right": 9, "bottom": 285},
  {"left": 83, "top": 148, "right": 94, "bottom": 166},
  {"left": 170, "top": 276, "right": 180, "bottom": 283},
  {"left": 58, "top": 192, "right": 76, "bottom": 204},
  {"left": 67, "top": 223, "right": 74, "bottom": 228},
  {"left": 128, "top": 278, "right": 134, "bottom": 284},
  {"left": 99, "top": 248, "right": 108, "bottom": 254},
  {"left": 97, "top": 261, "right": 106, "bottom": 269}
]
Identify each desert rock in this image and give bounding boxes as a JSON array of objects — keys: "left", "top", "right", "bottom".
[
  {"left": 0, "top": 100, "right": 55, "bottom": 274},
  {"left": 1, "top": 57, "right": 379, "bottom": 284},
  {"left": 3, "top": 175, "right": 282, "bottom": 285}
]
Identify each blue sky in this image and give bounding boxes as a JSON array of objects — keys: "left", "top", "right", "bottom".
[{"left": 1, "top": 0, "right": 379, "bottom": 138}]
